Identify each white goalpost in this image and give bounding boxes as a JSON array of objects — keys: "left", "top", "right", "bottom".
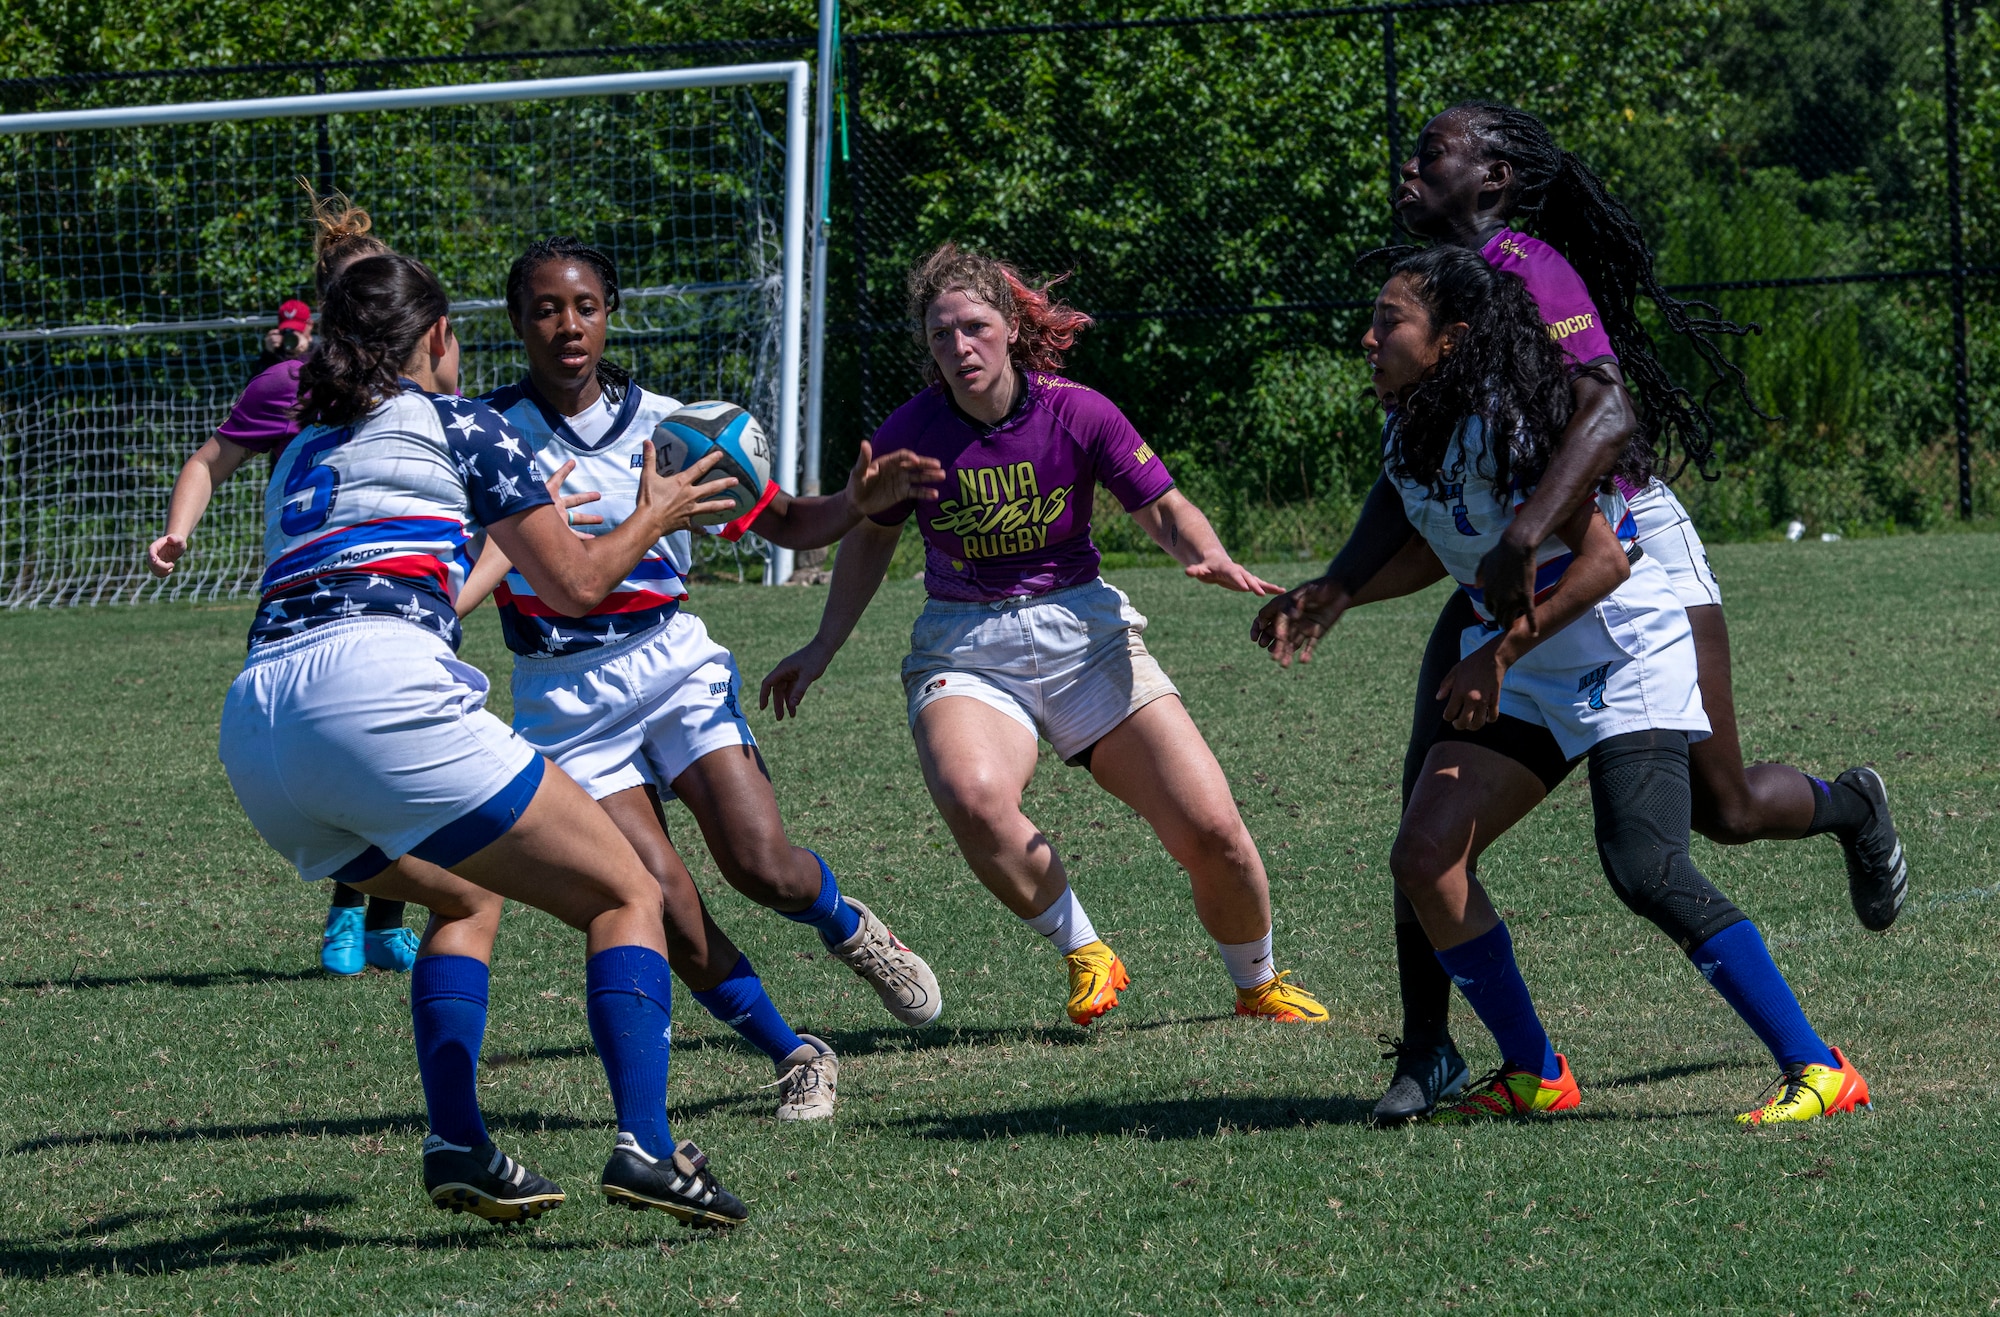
[{"left": 0, "top": 61, "right": 811, "bottom": 606}]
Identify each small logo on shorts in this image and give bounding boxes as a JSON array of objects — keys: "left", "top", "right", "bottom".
[
  {"left": 1577, "top": 662, "right": 1612, "bottom": 711},
  {"left": 630, "top": 453, "right": 645, "bottom": 468},
  {"left": 709, "top": 680, "right": 731, "bottom": 695},
  {"left": 924, "top": 677, "right": 948, "bottom": 695}
]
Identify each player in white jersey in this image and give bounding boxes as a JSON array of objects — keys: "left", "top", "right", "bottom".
[
  {"left": 454, "top": 238, "right": 947, "bottom": 1121},
  {"left": 218, "top": 252, "right": 758, "bottom": 1226},
  {"left": 1275, "top": 247, "right": 1868, "bottom": 1127}
]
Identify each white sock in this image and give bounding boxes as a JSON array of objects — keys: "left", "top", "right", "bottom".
[
  {"left": 1217, "top": 930, "right": 1276, "bottom": 989},
  {"left": 1023, "top": 885, "right": 1100, "bottom": 956}
]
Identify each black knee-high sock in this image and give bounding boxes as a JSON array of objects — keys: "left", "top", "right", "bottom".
[
  {"left": 1394, "top": 911, "right": 1453, "bottom": 1046},
  {"left": 330, "top": 884, "right": 365, "bottom": 910},
  {"left": 364, "top": 898, "right": 407, "bottom": 931}
]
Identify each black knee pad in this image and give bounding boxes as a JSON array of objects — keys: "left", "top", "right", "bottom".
[{"left": 1588, "top": 730, "right": 1745, "bottom": 952}]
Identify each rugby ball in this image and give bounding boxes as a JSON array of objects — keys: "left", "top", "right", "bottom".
[{"left": 653, "top": 401, "right": 779, "bottom": 541}]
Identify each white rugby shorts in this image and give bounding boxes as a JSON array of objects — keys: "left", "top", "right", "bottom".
[
  {"left": 1627, "top": 480, "right": 1722, "bottom": 609},
  {"left": 510, "top": 610, "right": 756, "bottom": 801},
  {"left": 219, "top": 618, "right": 542, "bottom": 882},
  {"left": 1464, "top": 554, "right": 1711, "bottom": 761},
  {"left": 902, "top": 578, "right": 1180, "bottom": 763}
]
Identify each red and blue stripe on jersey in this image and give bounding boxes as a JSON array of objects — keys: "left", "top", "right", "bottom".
[
  {"left": 247, "top": 386, "right": 551, "bottom": 651},
  {"left": 477, "top": 379, "right": 694, "bottom": 658}
]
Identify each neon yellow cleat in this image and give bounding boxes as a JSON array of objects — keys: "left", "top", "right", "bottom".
[
  {"left": 1427, "top": 1053, "right": 1581, "bottom": 1123},
  {"left": 1064, "top": 940, "right": 1131, "bottom": 1025},
  {"left": 1234, "top": 970, "right": 1330, "bottom": 1022},
  {"left": 1737, "top": 1046, "right": 1872, "bottom": 1126}
]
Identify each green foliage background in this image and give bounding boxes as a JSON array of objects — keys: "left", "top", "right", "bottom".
[{"left": 4, "top": 0, "right": 1995, "bottom": 557}]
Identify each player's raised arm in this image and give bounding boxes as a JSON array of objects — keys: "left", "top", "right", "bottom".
[{"left": 748, "top": 441, "right": 946, "bottom": 550}]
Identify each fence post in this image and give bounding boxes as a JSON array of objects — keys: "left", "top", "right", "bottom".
[
  {"left": 1944, "top": 0, "right": 1972, "bottom": 520},
  {"left": 844, "top": 36, "right": 877, "bottom": 435},
  {"left": 1381, "top": 5, "right": 1402, "bottom": 191},
  {"left": 312, "top": 66, "right": 334, "bottom": 199}
]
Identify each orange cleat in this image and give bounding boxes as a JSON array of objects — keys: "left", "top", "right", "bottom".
[{"left": 1064, "top": 940, "right": 1131, "bottom": 1025}]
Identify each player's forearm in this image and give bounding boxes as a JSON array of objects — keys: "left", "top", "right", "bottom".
[
  {"left": 1494, "top": 513, "right": 1630, "bottom": 665},
  {"left": 163, "top": 438, "right": 251, "bottom": 540},
  {"left": 1350, "top": 534, "right": 1449, "bottom": 607},
  {"left": 490, "top": 506, "right": 659, "bottom": 617},
  {"left": 811, "top": 521, "right": 899, "bottom": 653},
  {"left": 1503, "top": 368, "right": 1634, "bottom": 554},
  {"left": 456, "top": 539, "right": 513, "bottom": 618},
  {"left": 753, "top": 489, "right": 860, "bottom": 550},
  {"left": 1132, "top": 490, "right": 1222, "bottom": 568},
  {"left": 1327, "top": 476, "right": 1418, "bottom": 595}
]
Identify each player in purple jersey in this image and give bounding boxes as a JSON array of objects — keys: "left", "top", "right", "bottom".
[
  {"left": 455, "top": 237, "right": 949, "bottom": 1120},
  {"left": 762, "top": 243, "right": 1330, "bottom": 1027},
  {"left": 219, "top": 251, "right": 755, "bottom": 1226},
  {"left": 144, "top": 188, "right": 418, "bottom": 979},
  {"left": 1254, "top": 102, "right": 1904, "bottom": 1122}
]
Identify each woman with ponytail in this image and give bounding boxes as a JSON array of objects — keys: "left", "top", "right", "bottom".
[
  {"left": 762, "top": 242, "right": 1331, "bottom": 1028},
  {"left": 145, "top": 186, "right": 416, "bottom": 979},
  {"left": 1254, "top": 102, "right": 1906, "bottom": 1123},
  {"left": 218, "top": 250, "right": 757, "bottom": 1226},
  {"left": 453, "top": 237, "right": 952, "bottom": 1123}
]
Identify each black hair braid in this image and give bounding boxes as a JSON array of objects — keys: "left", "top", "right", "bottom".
[
  {"left": 1449, "top": 100, "right": 1771, "bottom": 481},
  {"left": 505, "top": 235, "right": 632, "bottom": 402},
  {"left": 1384, "top": 246, "right": 1579, "bottom": 500},
  {"left": 296, "top": 253, "right": 449, "bottom": 427}
]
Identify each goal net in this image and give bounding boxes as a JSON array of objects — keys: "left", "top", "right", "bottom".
[{"left": 0, "top": 63, "right": 807, "bottom": 607}]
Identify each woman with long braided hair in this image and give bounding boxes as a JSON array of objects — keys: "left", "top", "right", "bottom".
[{"left": 1254, "top": 101, "right": 1905, "bottom": 1122}]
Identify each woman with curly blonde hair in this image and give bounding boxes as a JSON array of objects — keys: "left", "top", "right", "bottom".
[{"left": 761, "top": 242, "right": 1329, "bottom": 1027}]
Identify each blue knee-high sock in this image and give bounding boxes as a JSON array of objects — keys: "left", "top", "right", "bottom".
[
  {"left": 585, "top": 945, "right": 675, "bottom": 1159},
  {"left": 1688, "top": 921, "right": 1839, "bottom": 1071},
  {"left": 1434, "top": 922, "right": 1561, "bottom": 1081},
  {"left": 779, "top": 850, "right": 861, "bottom": 945},
  {"left": 689, "top": 953, "right": 808, "bottom": 1066},
  {"left": 411, "top": 954, "right": 490, "bottom": 1148}
]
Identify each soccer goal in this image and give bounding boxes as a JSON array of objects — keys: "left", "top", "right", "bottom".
[{"left": 0, "top": 61, "right": 809, "bottom": 607}]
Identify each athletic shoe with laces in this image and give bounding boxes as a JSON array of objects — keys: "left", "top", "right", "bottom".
[
  {"left": 601, "top": 1134, "right": 748, "bottom": 1228},
  {"left": 1064, "top": 939, "right": 1131, "bottom": 1025},
  {"left": 364, "top": 926, "right": 420, "bottom": 972},
  {"left": 1836, "top": 767, "right": 1908, "bottom": 932},
  {"left": 823, "top": 897, "right": 942, "bottom": 1026},
  {"left": 1426, "top": 1053, "right": 1581, "bottom": 1124},
  {"left": 1372, "top": 1033, "right": 1472, "bottom": 1123},
  {"left": 1234, "top": 970, "right": 1331, "bottom": 1022},
  {"left": 768, "top": 1033, "right": 838, "bottom": 1122},
  {"left": 321, "top": 904, "right": 364, "bottom": 977},
  {"left": 422, "top": 1135, "right": 565, "bottom": 1222},
  {"left": 1737, "top": 1046, "right": 1871, "bottom": 1126}
]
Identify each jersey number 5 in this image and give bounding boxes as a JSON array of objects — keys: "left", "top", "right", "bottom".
[{"left": 280, "top": 428, "right": 350, "bottom": 535}]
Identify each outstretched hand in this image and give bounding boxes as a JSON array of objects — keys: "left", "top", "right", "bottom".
[
  {"left": 1250, "top": 576, "right": 1350, "bottom": 668},
  {"left": 1185, "top": 553, "right": 1283, "bottom": 596},
  {"left": 846, "top": 441, "right": 945, "bottom": 518},
  {"left": 760, "top": 639, "right": 832, "bottom": 722}
]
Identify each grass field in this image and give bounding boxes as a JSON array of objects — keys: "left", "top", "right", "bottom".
[{"left": 2, "top": 534, "right": 1998, "bottom": 1314}]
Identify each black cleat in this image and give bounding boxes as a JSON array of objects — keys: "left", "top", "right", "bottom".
[
  {"left": 422, "top": 1135, "right": 565, "bottom": 1222},
  {"left": 601, "top": 1134, "right": 748, "bottom": 1228},
  {"left": 1372, "top": 1033, "right": 1471, "bottom": 1124},
  {"left": 1837, "top": 767, "right": 1908, "bottom": 932}
]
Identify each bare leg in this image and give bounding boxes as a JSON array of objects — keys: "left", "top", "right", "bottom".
[
  {"left": 1390, "top": 743, "right": 1547, "bottom": 952},
  {"left": 1086, "top": 696, "right": 1270, "bottom": 945},
  {"left": 669, "top": 744, "right": 823, "bottom": 912},
  {"left": 912, "top": 697, "right": 1064, "bottom": 919},
  {"left": 1685, "top": 604, "right": 1817, "bottom": 844},
  {"left": 597, "top": 785, "right": 741, "bottom": 993}
]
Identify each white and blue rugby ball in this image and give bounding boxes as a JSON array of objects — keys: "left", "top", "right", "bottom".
[{"left": 653, "top": 401, "right": 776, "bottom": 536}]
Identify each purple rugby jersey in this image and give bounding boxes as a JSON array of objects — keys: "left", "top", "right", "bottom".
[
  {"left": 1480, "top": 228, "right": 1618, "bottom": 371},
  {"left": 868, "top": 371, "right": 1175, "bottom": 602},
  {"left": 216, "top": 359, "right": 304, "bottom": 455}
]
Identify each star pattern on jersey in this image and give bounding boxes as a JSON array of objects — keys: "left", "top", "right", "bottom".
[
  {"left": 542, "top": 627, "right": 572, "bottom": 654},
  {"left": 489, "top": 472, "right": 523, "bottom": 501},
  {"left": 364, "top": 575, "right": 395, "bottom": 591},
  {"left": 397, "top": 597, "right": 432, "bottom": 624},
  {"left": 595, "top": 620, "right": 626, "bottom": 645},
  {"left": 263, "top": 599, "right": 288, "bottom": 620},
  {"left": 447, "top": 409, "right": 483, "bottom": 440},
  {"left": 494, "top": 431, "right": 526, "bottom": 460},
  {"left": 333, "top": 597, "right": 368, "bottom": 618},
  {"left": 456, "top": 452, "right": 481, "bottom": 480}
]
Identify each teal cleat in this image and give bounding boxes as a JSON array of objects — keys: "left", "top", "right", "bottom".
[
  {"left": 365, "top": 926, "right": 421, "bottom": 973},
  {"left": 321, "top": 904, "right": 365, "bottom": 977}
]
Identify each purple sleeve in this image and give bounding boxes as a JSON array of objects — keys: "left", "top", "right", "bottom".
[
  {"left": 1484, "top": 234, "right": 1617, "bottom": 370},
  {"left": 1084, "top": 393, "right": 1174, "bottom": 512},
  {"left": 215, "top": 360, "right": 303, "bottom": 454}
]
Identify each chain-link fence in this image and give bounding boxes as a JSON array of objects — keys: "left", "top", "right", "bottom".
[{"left": 834, "top": 0, "right": 1998, "bottom": 560}]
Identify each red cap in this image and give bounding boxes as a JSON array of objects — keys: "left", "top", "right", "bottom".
[{"left": 277, "top": 298, "right": 312, "bottom": 333}]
